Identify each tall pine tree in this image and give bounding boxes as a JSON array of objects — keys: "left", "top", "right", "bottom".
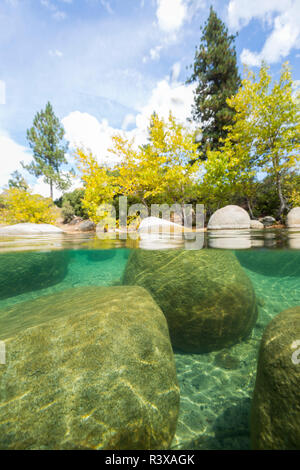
[
  {"left": 187, "top": 7, "right": 240, "bottom": 158},
  {"left": 23, "top": 102, "right": 71, "bottom": 199}
]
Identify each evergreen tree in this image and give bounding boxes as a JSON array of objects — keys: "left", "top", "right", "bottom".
[
  {"left": 8, "top": 171, "right": 29, "bottom": 191},
  {"left": 23, "top": 102, "right": 71, "bottom": 199},
  {"left": 187, "top": 7, "right": 240, "bottom": 157}
]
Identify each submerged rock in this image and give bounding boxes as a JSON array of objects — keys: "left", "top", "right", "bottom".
[
  {"left": 214, "top": 351, "right": 241, "bottom": 370},
  {"left": 122, "top": 249, "right": 257, "bottom": 353},
  {"left": 0, "top": 286, "right": 179, "bottom": 450},
  {"left": 207, "top": 205, "right": 250, "bottom": 230},
  {"left": 251, "top": 306, "right": 300, "bottom": 450},
  {"left": 0, "top": 250, "right": 70, "bottom": 300},
  {"left": 235, "top": 250, "right": 300, "bottom": 277}
]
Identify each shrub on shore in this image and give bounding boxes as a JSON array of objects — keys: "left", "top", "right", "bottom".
[{"left": 0, "top": 188, "right": 59, "bottom": 225}]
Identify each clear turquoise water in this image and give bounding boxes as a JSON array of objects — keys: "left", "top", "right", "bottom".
[
  {"left": 172, "top": 250, "right": 300, "bottom": 449},
  {"left": 0, "top": 233, "right": 299, "bottom": 450},
  {"left": 0, "top": 249, "right": 130, "bottom": 310}
]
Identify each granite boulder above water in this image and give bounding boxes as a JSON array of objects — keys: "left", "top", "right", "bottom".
[
  {"left": 287, "top": 207, "right": 300, "bottom": 229},
  {"left": 122, "top": 249, "right": 257, "bottom": 353},
  {"left": 0, "top": 286, "right": 179, "bottom": 450},
  {"left": 0, "top": 223, "right": 64, "bottom": 234},
  {"left": 251, "top": 306, "right": 300, "bottom": 450},
  {"left": 207, "top": 205, "right": 251, "bottom": 230},
  {"left": 250, "top": 220, "right": 264, "bottom": 229}
]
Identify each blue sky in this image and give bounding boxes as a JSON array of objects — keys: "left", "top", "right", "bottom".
[{"left": 0, "top": 0, "right": 299, "bottom": 197}]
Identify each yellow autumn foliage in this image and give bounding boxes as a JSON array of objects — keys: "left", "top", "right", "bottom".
[
  {"left": 75, "top": 113, "right": 201, "bottom": 222},
  {"left": 110, "top": 112, "right": 201, "bottom": 206},
  {"left": 204, "top": 62, "right": 300, "bottom": 216},
  {"left": 0, "top": 188, "right": 59, "bottom": 224},
  {"left": 75, "top": 149, "right": 117, "bottom": 223},
  {"left": 289, "top": 188, "right": 300, "bottom": 207}
]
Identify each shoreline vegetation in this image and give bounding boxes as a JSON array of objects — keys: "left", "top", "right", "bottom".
[{"left": 0, "top": 9, "right": 298, "bottom": 227}]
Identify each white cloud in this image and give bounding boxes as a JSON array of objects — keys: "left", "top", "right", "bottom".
[
  {"left": 100, "top": 0, "right": 113, "bottom": 14},
  {"left": 156, "top": 0, "right": 206, "bottom": 34},
  {"left": 40, "top": 0, "right": 67, "bottom": 21},
  {"left": 121, "top": 114, "right": 136, "bottom": 131},
  {"left": 62, "top": 74, "right": 196, "bottom": 169},
  {"left": 49, "top": 49, "right": 63, "bottom": 58},
  {"left": 170, "top": 62, "right": 181, "bottom": 83},
  {"left": 52, "top": 10, "right": 66, "bottom": 20},
  {"left": 150, "top": 45, "right": 163, "bottom": 61},
  {"left": 62, "top": 113, "right": 122, "bottom": 167},
  {"left": 0, "top": 132, "right": 32, "bottom": 189},
  {"left": 156, "top": 0, "right": 187, "bottom": 33},
  {"left": 227, "top": 0, "right": 291, "bottom": 30},
  {"left": 228, "top": 1, "right": 300, "bottom": 65},
  {"left": 143, "top": 45, "right": 163, "bottom": 63}
]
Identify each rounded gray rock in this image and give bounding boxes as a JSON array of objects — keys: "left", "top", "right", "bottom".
[
  {"left": 250, "top": 220, "right": 264, "bottom": 229},
  {"left": 0, "top": 286, "right": 180, "bottom": 450},
  {"left": 287, "top": 207, "right": 300, "bottom": 228},
  {"left": 207, "top": 205, "right": 250, "bottom": 230},
  {"left": 0, "top": 223, "right": 63, "bottom": 234},
  {"left": 251, "top": 306, "right": 300, "bottom": 449},
  {"left": 123, "top": 249, "right": 257, "bottom": 353}
]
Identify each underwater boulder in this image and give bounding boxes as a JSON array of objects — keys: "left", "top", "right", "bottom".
[
  {"left": 0, "top": 286, "right": 179, "bottom": 450},
  {"left": 251, "top": 306, "right": 300, "bottom": 450},
  {"left": 235, "top": 250, "right": 300, "bottom": 277},
  {"left": 122, "top": 249, "right": 257, "bottom": 353},
  {"left": 0, "top": 250, "right": 70, "bottom": 300}
]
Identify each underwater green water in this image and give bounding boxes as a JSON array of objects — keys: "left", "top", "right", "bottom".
[{"left": 0, "top": 242, "right": 299, "bottom": 450}]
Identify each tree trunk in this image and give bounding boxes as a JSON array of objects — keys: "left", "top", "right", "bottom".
[
  {"left": 50, "top": 180, "right": 53, "bottom": 200},
  {"left": 246, "top": 197, "right": 254, "bottom": 219},
  {"left": 276, "top": 173, "right": 287, "bottom": 220}
]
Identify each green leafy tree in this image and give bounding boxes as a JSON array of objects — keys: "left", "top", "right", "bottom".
[
  {"left": 203, "top": 62, "right": 300, "bottom": 219},
  {"left": 55, "top": 188, "right": 89, "bottom": 219},
  {"left": 109, "top": 112, "right": 200, "bottom": 209},
  {"left": 61, "top": 200, "right": 75, "bottom": 223},
  {"left": 23, "top": 102, "right": 71, "bottom": 199},
  {"left": 187, "top": 6, "right": 240, "bottom": 156},
  {"left": 8, "top": 171, "right": 29, "bottom": 191}
]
